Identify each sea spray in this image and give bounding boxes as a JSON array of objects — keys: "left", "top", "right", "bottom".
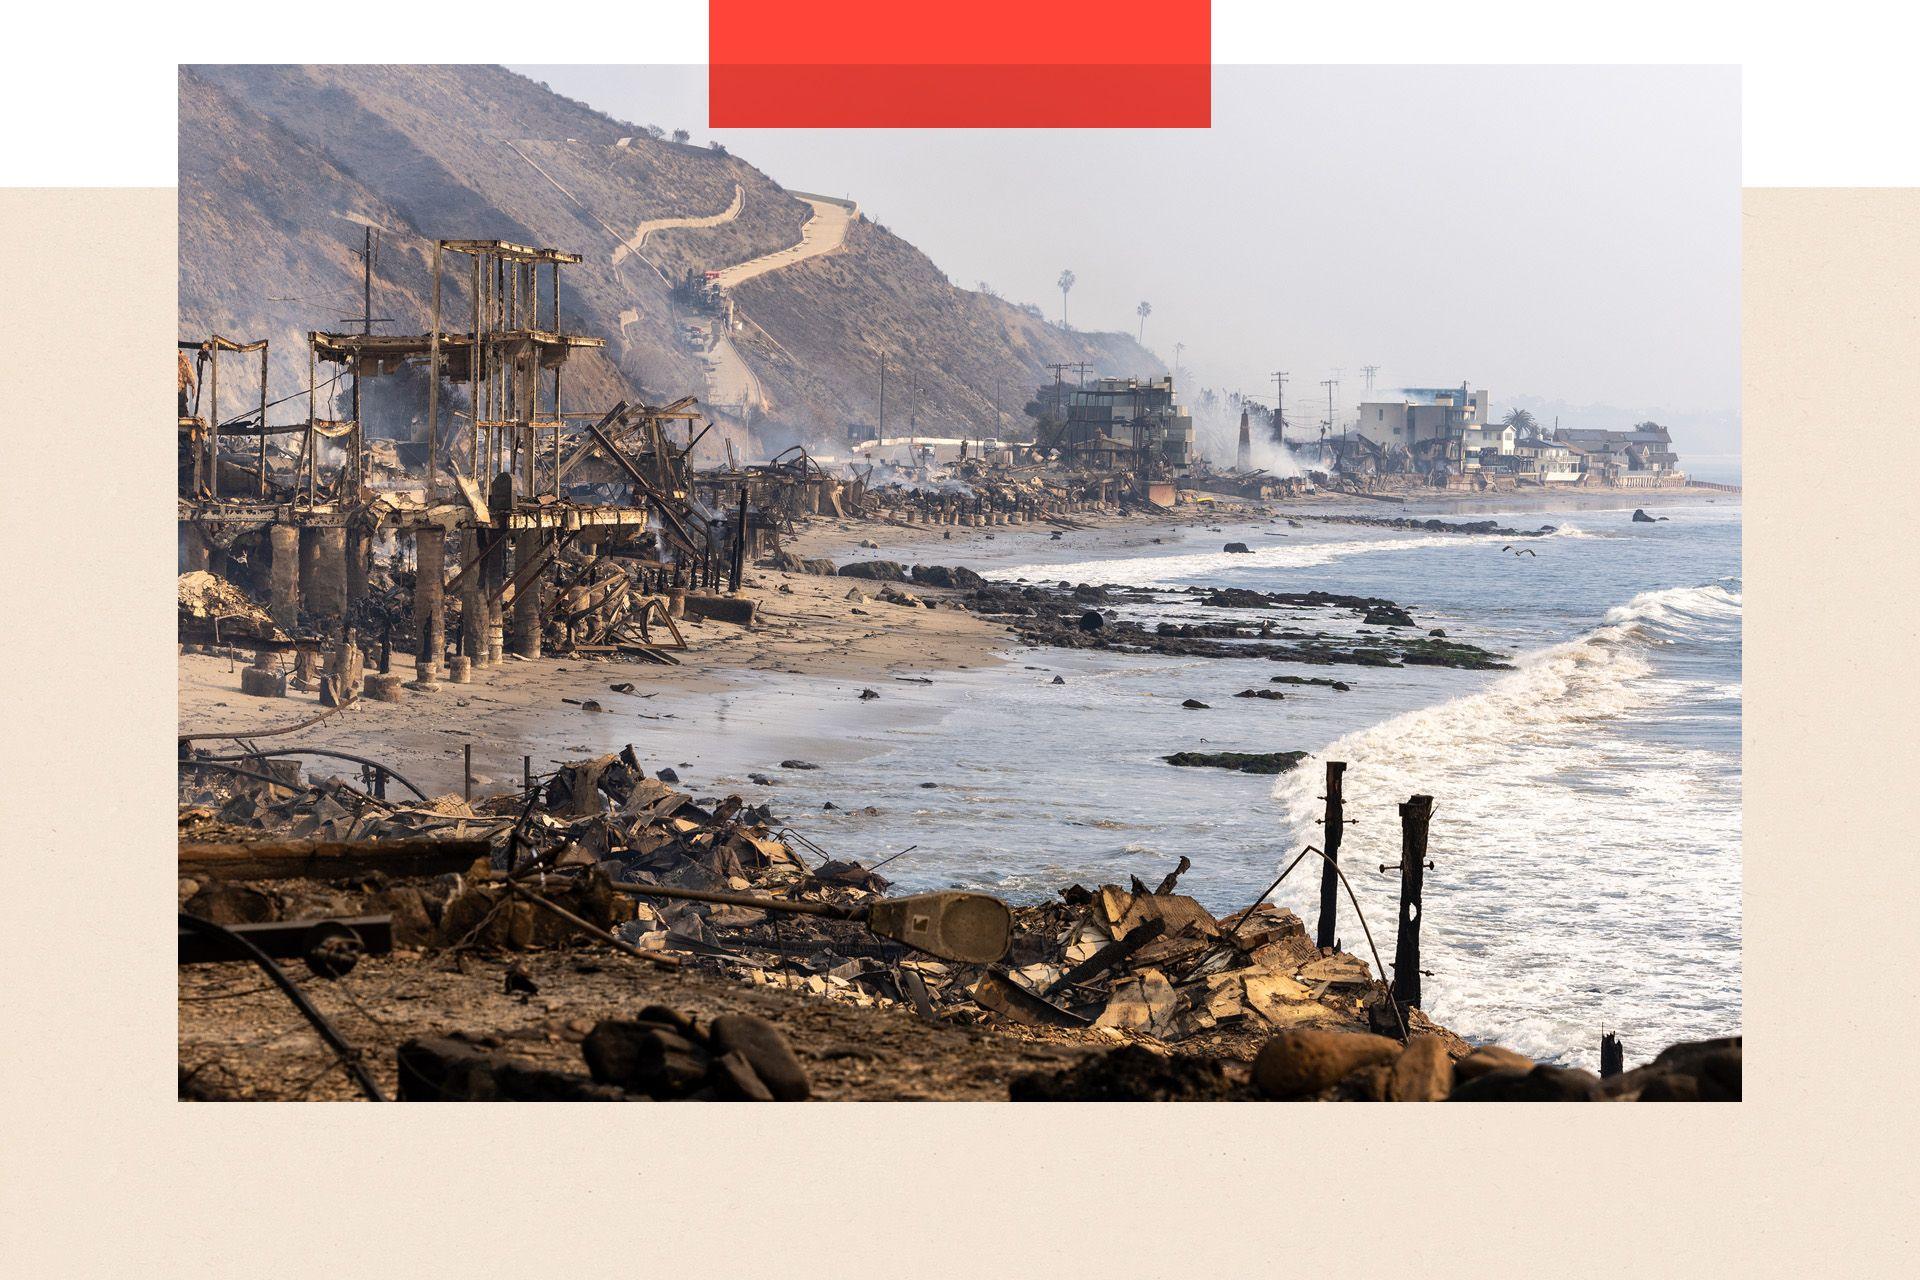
[{"left": 1266, "top": 582, "right": 1743, "bottom": 1063}]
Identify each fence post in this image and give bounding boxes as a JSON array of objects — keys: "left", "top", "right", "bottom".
[
  {"left": 463, "top": 742, "right": 473, "bottom": 804},
  {"left": 1390, "top": 794, "right": 1434, "bottom": 1008},
  {"left": 1600, "top": 1031, "right": 1624, "bottom": 1078},
  {"left": 1317, "top": 761, "right": 1346, "bottom": 950}
]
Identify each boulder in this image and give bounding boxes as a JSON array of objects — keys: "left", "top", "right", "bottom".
[
  {"left": 707, "top": 1013, "right": 811, "bottom": 1101},
  {"left": 581, "top": 1019, "right": 712, "bottom": 1098},
  {"left": 1200, "top": 588, "right": 1272, "bottom": 609},
  {"left": 1386, "top": 1036, "right": 1454, "bottom": 1101},
  {"left": 1077, "top": 609, "right": 1105, "bottom": 632},
  {"left": 1254, "top": 1030, "right": 1403, "bottom": 1099},
  {"left": 911, "top": 564, "right": 987, "bottom": 590},
  {"left": 838, "top": 559, "right": 910, "bottom": 582},
  {"left": 1454, "top": 1044, "right": 1536, "bottom": 1082},
  {"left": 1163, "top": 750, "right": 1308, "bottom": 775},
  {"left": 1223, "top": 542, "right": 1252, "bottom": 553},
  {"left": 398, "top": 1036, "right": 628, "bottom": 1101},
  {"left": 1010, "top": 1045, "right": 1235, "bottom": 1101},
  {"left": 1363, "top": 604, "right": 1416, "bottom": 628},
  {"left": 1449, "top": 1063, "right": 1602, "bottom": 1101},
  {"left": 1606, "top": 1035, "right": 1742, "bottom": 1101}
]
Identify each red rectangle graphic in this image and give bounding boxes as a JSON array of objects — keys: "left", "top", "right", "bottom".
[{"left": 709, "top": 1, "right": 1211, "bottom": 128}]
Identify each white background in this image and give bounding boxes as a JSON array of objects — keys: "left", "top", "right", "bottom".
[{"left": 2, "top": 2, "right": 1907, "bottom": 186}]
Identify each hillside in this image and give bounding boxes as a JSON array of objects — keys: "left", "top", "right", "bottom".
[{"left": 179, "top": 64, "right": 1163, "bottom": 459}]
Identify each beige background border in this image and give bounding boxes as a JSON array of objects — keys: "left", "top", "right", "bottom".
[{"left": 0, "top": 186, "right": 1910, "bottom": 1275}]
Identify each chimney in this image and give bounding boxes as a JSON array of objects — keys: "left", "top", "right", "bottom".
[{"left": 1237, "top": 409, "right": 1252, "bottom": 470}]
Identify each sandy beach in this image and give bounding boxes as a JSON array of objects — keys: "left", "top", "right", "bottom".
[{"left": 179, "top": 483, "right": 1734, "bottom": 802}]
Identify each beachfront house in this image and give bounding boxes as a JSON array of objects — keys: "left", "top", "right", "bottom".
[
  {"left": 1353, "top": 383, "right": 1489, "bottom": 452},
  {"left": 1557, "top": 423, "right": 1684, "bottom": 484},
  {"left": 1061, "top": 376, "right": 1196, "bottom": 469},
  {"left": 1514, "top": 435, "right": 1582, "bottom": 483}
]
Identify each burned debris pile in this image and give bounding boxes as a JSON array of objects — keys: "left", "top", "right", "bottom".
[
  {"left": 179, "top": 751, "right": 1741, "bottom": 1102},
  {"left": 178, "top": 745, "right": 1452, "bottom": 1060}
]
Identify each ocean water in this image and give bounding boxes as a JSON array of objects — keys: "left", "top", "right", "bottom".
[
  {"left": 647, "top": 499, "right": 1743, "bottom": 1069},
  {"left": 637, "top": 498, "right": 1751, "bottom": 1074}
]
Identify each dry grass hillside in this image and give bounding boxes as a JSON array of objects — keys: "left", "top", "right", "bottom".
[{"left": 180, "top": 64, "right": 1163, "bottom": 454}]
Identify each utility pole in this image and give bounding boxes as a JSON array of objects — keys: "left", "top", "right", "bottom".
[
  {"left": 1272, "top": 371, "right": 1289, "bottom": 444},
  {"left": 1361, "top": 364, "right": 1379, "bottom": 394},
  {"left": 1321, "top": 378, "right": 1339, "bottom": 438},
  {"left": 878, "top": 354, "right": 886, "bottom": 439}
]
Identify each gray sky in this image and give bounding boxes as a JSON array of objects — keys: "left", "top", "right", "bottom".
[{"left": 515, "top": 64, "right": 1740, "bottom": 449}]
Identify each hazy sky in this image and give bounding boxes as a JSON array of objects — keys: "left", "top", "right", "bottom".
[{"left": 515, "top": 65, "right": 1739, "bottom": 443}]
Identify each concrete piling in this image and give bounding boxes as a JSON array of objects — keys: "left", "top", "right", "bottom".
[
  {"left": 510, "top": 530, "right": 544, "bottom": 658},
  {"left": 269, "top": 523, "right": 300, "bottom": 634},
  {"left": 412, "top": 525, "right": 445, "bottom": 686},
  {"left": 302, "top": 526, "right": 348, "bottom": 621}
]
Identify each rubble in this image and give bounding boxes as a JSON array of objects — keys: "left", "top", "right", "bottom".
[
  {"left": 179, "top": 747, "right": 1741, "bottom": 1102},
  {"left": 178, "top": 570, "right": 276, "bottom": 639},
  {"left": 180, "top": 744, "right": 1452, "bottom": 1062}
]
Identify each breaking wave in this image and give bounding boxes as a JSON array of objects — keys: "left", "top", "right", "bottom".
[
  {"left": 1266, "top": 582, "right": 1743, "bottom": 1062},
  {"left": 992, "top": 526, "right": 1592, "bottom": 589}
]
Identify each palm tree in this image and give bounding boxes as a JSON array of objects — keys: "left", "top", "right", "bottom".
[
  {"left": 1136, "top": 300, "right": 1152, "bottom": 343},
  {"left": 1057, "top": 269, "right": 1076, "bottom": 329},
  {"left": 1501, "top": 408, "right": 1538, "bottom": 436}
]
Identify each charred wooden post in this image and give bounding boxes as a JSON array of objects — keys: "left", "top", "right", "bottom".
[
  {"left": 1601, "top": 1031, "right": 1625, "bottom": 1078},
  {"left": 1317, "top": 760, "right": 1347, "bottom": 950},
  {"left": 463, "top": 742, "right": 473, "bottom": 803},
  {"left": 729, "top": 484, "right": 749, "bottom": 594},
  {"left": 1389, "top": 794, "right": 1435, "bottom": 1008}
]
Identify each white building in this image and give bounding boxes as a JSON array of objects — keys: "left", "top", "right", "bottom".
[
  {"left": 1515, "top": 436, "right": 1581, "bottom": 483},
  {"left": 1353, "top": 384, "right": 1490, "bottom": 451}
]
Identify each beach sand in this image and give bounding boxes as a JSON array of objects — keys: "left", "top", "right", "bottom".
[
  {"left": 178, "top": 562, "right": 1009, "bottom": 798},
  {"left": 180, "top": 483, "right": 1732, "bottom": 798}
]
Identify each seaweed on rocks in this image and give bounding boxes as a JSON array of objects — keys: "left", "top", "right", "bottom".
[{"left": 967, "top": 581, "right": 1510, "bottom": 670}]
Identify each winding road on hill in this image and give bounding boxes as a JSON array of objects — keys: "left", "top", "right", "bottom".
[
  {"left": 612, "top": 183, "right": 745, "bottom": 268},
  {"left": 508, "top": 136, "right": 856, "bottom": 420},
  {"left": 696, "top": 192, "right": 858, "bottom": 417}
]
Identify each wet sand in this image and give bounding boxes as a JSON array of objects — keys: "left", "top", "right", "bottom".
[
  {"left": 178, "top": 565, "right": 1008, "bottom": 799},
  {"left": 179, "top": 483, "right": 1732, "bottom": 801}
]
